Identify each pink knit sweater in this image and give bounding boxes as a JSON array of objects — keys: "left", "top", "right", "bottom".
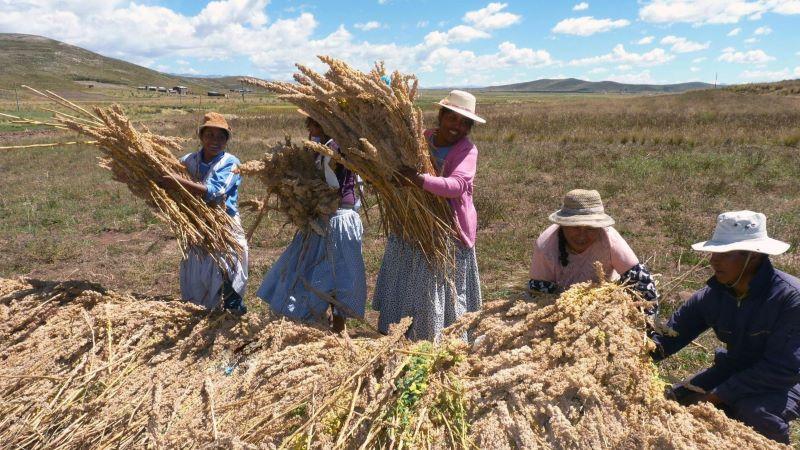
[{"left": 421, "top": 129, "right": 478, "bottom": 248}]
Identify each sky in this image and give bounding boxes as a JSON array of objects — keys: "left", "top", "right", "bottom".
[{"left": 1, "top": 0, "right": 798, "bottom": 87}]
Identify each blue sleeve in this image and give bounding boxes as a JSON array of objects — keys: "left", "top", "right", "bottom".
[
  {"left": 713, "top": 294, "right": 800, "bottom": 404},
  {"left": 204, "top": 158, "right": 239, "bottom": 203},
  {"left": 651, "top": 289, "right": 711, "bottom": 361}
]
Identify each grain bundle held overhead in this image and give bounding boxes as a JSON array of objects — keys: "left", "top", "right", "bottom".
[
  {"left": 239, "top": 138, "right": 340, "bottom": 235},
  {"left": 0, "top": 275, "right": 784, "bottom": 449},
  {"left": 3, "top": 86, "right": 242, "bottom": 261},
  {"left": 241, "top": 58, "right": 457, "bottom": 269}
]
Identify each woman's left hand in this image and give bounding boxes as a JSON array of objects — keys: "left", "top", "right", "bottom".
[{"left": 396, "top": 165, "right": 424, "bottom": 188}]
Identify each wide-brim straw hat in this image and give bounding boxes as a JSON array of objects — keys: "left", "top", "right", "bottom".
[
  {"left": 692, "top": 210, "right": 790, "bottom": 255},
  {"left": 197, "top": 112, "right": 231, "bottom": 137},
  {"left": 549, "top": 189, "right": 615, "bottom": 228},
  {"left": 435, "top": 90, "right": 486, "bottom": 124}
]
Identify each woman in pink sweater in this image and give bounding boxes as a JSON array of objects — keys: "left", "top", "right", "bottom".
[
  {"left": 529, "top": 189, "right": 658, "bottom": 313},
  {"left": 372, "top": 90, "right": 484, "bottom": 341}
]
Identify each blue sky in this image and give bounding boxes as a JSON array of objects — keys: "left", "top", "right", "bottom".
[{"left": 1, "top": 1, "right": 798, "bottom": 86}]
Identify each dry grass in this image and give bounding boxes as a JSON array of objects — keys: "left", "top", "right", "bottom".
[
  {"left": 242, "top": 58, "right": 458, "bottom": 271},
  {"left": 0, "top": 275, "right": 785, "bottom": 449}
]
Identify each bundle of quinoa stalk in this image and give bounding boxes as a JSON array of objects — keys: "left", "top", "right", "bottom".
[
  {"left": 241, "top": 58, "right": 458, "bottom": 271},
  {"left": 239, "top": 138, "right": 340, "bottom": 235},
  {"left": 1, "top": 87, "right": 242, "bottom": 262},
  {"left": 0, "top": 276, "right": 783, "bottom": 449}
]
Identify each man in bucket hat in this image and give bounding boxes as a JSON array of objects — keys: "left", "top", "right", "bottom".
[{"left": 651, "top": 210, "right": 800, "bottom": 444}]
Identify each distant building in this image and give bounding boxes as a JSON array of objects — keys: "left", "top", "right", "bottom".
[
  {"left": 147, "top": 86, "right": 157, "bottom": 91},
  {"left": 173, "top": 86, "right": 189, "bottom": 95},
  {"left": 137, "top": 86, "right": 147, "bottom": 90},
  {"left": 207, "top": 91, "right": 226, "bottom": 97},
  {"left": 157, "top": 87, "right": 167, "bottom": 92}
]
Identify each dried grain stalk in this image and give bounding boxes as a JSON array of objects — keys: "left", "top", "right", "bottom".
[
  {"left": 239, "top": 138, "right": 339, "bottom": 235},
  {"left": 1, "top": 275, "right": 787, "bottom": 449},
  {"left": 241, "top": 57, "right": 457, "bottom": 270},
  {"left": 4, "top": 86, "right": 242, "bottom": 261}
]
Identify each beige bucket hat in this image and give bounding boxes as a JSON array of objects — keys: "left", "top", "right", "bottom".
[
  {"left": 435, "top": 90, "right": 486, "bottom": 124},
  {"left": 549, "top": 189, "right": 615, "bottom": 228},
  {"left": 692, "top": 211, "right": 790, "bottom": 255},
  {"left": 198, "top": 112, "right": 231, "bottom": 137}
]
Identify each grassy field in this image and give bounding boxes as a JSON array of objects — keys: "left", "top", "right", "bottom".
[{"left": 2, "top": 86, "right": 800, "bottom": 440}]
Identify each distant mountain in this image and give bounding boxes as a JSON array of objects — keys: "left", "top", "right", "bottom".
[
  {"left": 0, "top": 33, "right": 239, "bottom": 93},
  {"left": 482, "top": 78, "right": 713, "bottom": 94}
]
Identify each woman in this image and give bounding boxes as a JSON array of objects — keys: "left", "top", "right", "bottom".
[
  {"left": 528, "top": 189, "right": 658, "bottom": 310},
  {"left": 373, "top": 90, "right": 484, "bottom": 341},
  {"left": 163, "top": 112, "right": 248, "bottom": 315},
  {"left": 257, "top": 111, "right": 366, "bottom": 332}
]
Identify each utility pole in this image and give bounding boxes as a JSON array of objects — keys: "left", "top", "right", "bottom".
[
  {"left": 14, "top": 87, "right": 20, "bottom": 112},
  {"left": 240, "top": 80, "right": 245, "bottom": 103},
  {"left": 714, "top": 72, "right": 718, "bottom": 89}
]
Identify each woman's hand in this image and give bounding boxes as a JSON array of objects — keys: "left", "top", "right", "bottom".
[
  {"left": 396, "top": 165, "right": 424, "bottom": 188},
  {"left": 160, "top": 174, "right": 206, "bottom": 195}
]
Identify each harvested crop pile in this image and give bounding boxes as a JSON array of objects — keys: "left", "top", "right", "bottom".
[
  {"left": 0, "top": 87, "right": 241, "bottom": 261},
  {"left": 0, "top": 277, "right": 783, "bottom": 449},
  {"left": 239, "top": 138, "right": 339, "bottom": 235},
  {"left": 241, "top": 59, "right": 457, "bottom": 270}
]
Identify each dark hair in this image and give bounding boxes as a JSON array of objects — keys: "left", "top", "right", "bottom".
[
  {"left": 438, "top": 107, "right": 474, "bottom": 130},
  {"left": 557, "top": 227, "right": 569, "bottom": 267}
]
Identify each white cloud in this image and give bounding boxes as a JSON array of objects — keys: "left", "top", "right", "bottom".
[
  {"left": 744, "top": 37, "right": 758, "bottom": 43},
  {"left": 692, "top": 56, "right": 707, "bottom": 63},
  {"left": 753, "top": 25, "right": 772, "bottom": 35},
  {"left": 690, "top": 66, "right": 701, "bottom": 72},
  {"left": 773, "top": 1, "right": 800, "bottom": 14},
  {"left": 740, "top": 68, "right": 792, "bottom": 80},
  {"left": 569, "top": 44, "right": 674, "bottom": 66},
  {"left": 573, "top": 2, "right": 590, "bottom": 11},
  {"left": 588, "top": 67, "right": 608, "bottom": 74},
  {"left": 660, "top": 35, "right": 710, "bottom": 53},
  {"left": 727, "top": 27, "right": 741, "bottom": 36},
  {"left": 639, "top": 0, "right": 800, "bottom": 25},
  {"left": 637, "top": 35, "right": 654, "bottom": 44},
  {"left": 552, "top": 16, "right": 630, "bottom": 36},
  {"left": 420, "top": 41, "right": 553, "bottom": 76},
  {"left": 463, "top": 3, "right": 521, "bottom": 30},
  {"left": 354, "top": 21, "right": 382, "bottom": 31},
  {"left": 607, "top": 70, "right": 654, "bottom": 84},
  {"left": 424, "top": 25, "right": 490, "bottom": 46},
  {"left": 796, "top": 67, "right": 800, "bottom": 75},
  {"left": 416, "top": 20, "right": 429, "bottom": 28},
  {"left": 718, "top": 47, "right": 775, "bottom": 63},
  {"left": 0, "top": 1, "right": 550, "bottom": 86}
]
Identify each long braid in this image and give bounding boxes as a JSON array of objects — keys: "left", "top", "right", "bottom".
[{"left": 558, "top": 227, "right": 569, "bottom": 267}]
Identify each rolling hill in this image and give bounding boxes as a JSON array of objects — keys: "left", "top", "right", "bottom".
[
  {"left": 0, "top": 33, "right": 232, "bottom": 93},
  {"left": 482, "top": 77, "right": 713, "bottom": 94}
]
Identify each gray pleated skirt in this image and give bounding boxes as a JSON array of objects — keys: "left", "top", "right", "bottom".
[{"left": 372, "top": 234, "right": 481, "bottom": 341}]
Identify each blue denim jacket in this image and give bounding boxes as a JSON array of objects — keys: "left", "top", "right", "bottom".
[{"left": 652, "top": 258, "right": 800, "bottom": 404}]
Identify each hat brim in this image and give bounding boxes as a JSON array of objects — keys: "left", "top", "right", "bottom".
[
  {"left": 691, "top": 238, "right": 790, "bottom": 255},
  {"left": 435, "top": 101, "right": 486, "bottom": 124},
  {"left": 548, "top": 211, "right": 615, "bottom": 228}
]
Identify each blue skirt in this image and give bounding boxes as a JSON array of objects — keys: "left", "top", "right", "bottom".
[{"left": 257, "top": 209, "right": 366, "bottom": 323}]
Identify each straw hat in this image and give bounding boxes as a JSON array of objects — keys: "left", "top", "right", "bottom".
[
  {"left": 435, "top": 90, "right": 486, "bottom": 124},
  {"left": 198, "top": 112, "right": 231, "bottom": 137},
  {"left": 549, "top": 189, "right": 615, "bottom": 228},
  {"left": 692, "top": 211, "right": 789, "bottom": 255}
]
